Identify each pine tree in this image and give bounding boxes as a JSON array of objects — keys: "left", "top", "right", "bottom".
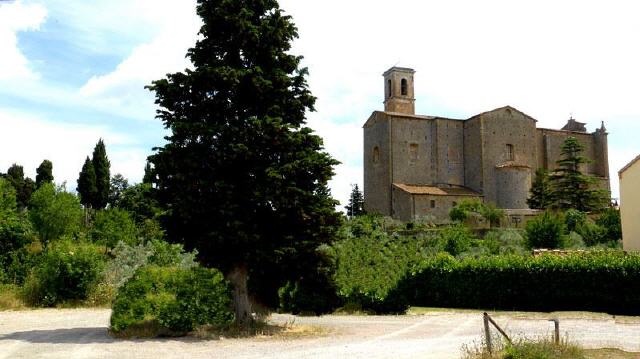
[
  {"left": 108, "top": 173, "right": 129, "bottom": 207},
  {"left": 147, "top": 0, "right": 341, "bottom": 324},
  {"left": 550, "top": 136, "right": 608, "bottom": 212},
  {"left": 35, "top": 159, "right": 54, "bottom": 188},
  {"left": 77, "top": 157, "right": 97, "bottom": 208},
  {"left": 91, "top": 139, "right": 111, "bottom": 209},
  {"left": 527, "top": 168, "right": 554, "bottom": 209},
  {"left": 345, "top": 184, "right": 365, "bottom": 218}
]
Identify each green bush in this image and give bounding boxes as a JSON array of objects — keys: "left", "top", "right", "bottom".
[
  {"left": 110, "top": 265, "right": 234, "bottom": 335},
  {"left": 23, "top": 239, "right": 105, "bottom": 306},
  {"left": 401, "top": 251, "right": 640, "bottom": 314},
  {"left": 4, "top": 245, "right": 42, "bottom": 285},
  {"left": 575, "top": 221, "right": 608, "bottom": 246},
  {"left": 564, "top": 209, "right": 587, "bottom": 232},
  {"left": 437, "top": 225, "right": 475, "bottom": 256},
  {"left": 28, "top": 183, "right": 83, "bottom": 244},
  {"left": 278, "top": 277, "right": 340, "bottom": 315},
  {"left": 525, "top": 211, "right": 567, "bottom": 249},
  {"left": 90, "top": 208, "right": 138, "bottom": 248},
  {"left": 596, "top": 207, "right": 622, "bottom": 241}
]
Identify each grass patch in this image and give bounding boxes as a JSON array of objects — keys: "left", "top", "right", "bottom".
[
  {"left": 462, "top": 336, "right": 586, "bottom": 359},
  {"left": 194, "top": 319, "right": 329, "bottom": 340},
  {"left": 109, "top": 320, "right": 184, "bottom": 339},
  {"left": 0, "top": 284, "right": 26, "bottom": 310},
  {"left": 584, "top": 348, "right": 640, "bottom": 359}
]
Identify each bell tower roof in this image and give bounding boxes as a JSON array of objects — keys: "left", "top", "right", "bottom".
[{"left": 383, "top": 66, "right": 416, "bottom": 115}]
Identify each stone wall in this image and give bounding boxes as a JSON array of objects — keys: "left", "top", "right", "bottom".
[{"left": 363, "top": 111, "right": 391, "bottom": 215}]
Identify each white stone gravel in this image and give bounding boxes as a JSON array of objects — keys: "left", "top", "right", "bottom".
[{"left": 0, "top": 309, "right": 638, "bottom": 359}]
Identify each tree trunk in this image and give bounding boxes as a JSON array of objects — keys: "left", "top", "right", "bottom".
[{"left": 227, "top": 264, "right": 253, "bottom": 326}]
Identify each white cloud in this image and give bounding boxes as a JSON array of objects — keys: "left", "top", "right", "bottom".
[
  {"left": 78, "top": 0, "right": 201, "bottom": 120},
  {"left": 0, "top": 1, "right": 46, "bottom": 80},
  {"left": 0, "top": 110, "right": 148, "bottom": 189}
]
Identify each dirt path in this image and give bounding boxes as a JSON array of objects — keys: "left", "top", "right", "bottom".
[{"left": 0, "top": 309, "right": 639, "bottom": 359}]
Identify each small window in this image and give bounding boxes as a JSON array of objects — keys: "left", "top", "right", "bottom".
[
  {"left": 401, "top": 78, "right": 408, "bottom": 96},
  {"left": 430, "top": 200, "right": 436, "bottom": 209},
  {"left": 409, "top": 143, "right": 418, "bottom": 163},
  {"left": 373, "top": 146, "right": 380, "bottom": 163},
  {"left": 506, "top": 144, "right": 514, "bottom": 161},
  {"left": 387, "top": 79, "right": 392, "bottom": 98}
]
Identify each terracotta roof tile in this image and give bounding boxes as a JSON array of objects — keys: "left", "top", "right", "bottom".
[{"left": 392, "top": 183, "right": 481, "bottom": 196}]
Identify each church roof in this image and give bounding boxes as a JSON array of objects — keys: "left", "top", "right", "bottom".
[
  {"left": 393, "top": 183, "right": 481, "bottom": 196},
  {"left": 467, "top": 105, "right": 538, "bottom": 122}
]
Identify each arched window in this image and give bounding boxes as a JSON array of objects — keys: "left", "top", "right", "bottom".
[
  {"left": 373, "top": 146, "right": 380, "bottom": 163},
  {"left": 401, "top": 78, "right": 408, "bottom": 96},
  {"left": 387, "top": 79, "right": 392, "bottom": 98}
]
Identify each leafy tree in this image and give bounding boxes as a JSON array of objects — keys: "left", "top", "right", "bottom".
[
  {"left": 92, "top": 139, "right": 111, "bottom": 209},
  {"left": 344, "top": 184, "right": 365, "bottom": 218},
  {"left": 551, "top": 137, "right": 608, "bottom": 212},
  {"left": 527, "top": 168, "right": 553, "bottom": 209},
  {"left": 6, "top": 164, "right": 34, "bottom": 209},
  {"left": 77, "top": 157, "right": 97, "bottom": 208},
  {"left": 0, "top": 178, "right": 32, "bottom": 266},
  {"left": 28, "top": 183, "right": 83, "bottom": 244},
  {"left": 109, "top": 174, "right": 129, "bottom": 207},
  {"left": 525, "top": 211, "right": 567, "bottom": 249},
  {"left": 147, "top": 0, "right": 341, "bottom": 324},
  {"left": 116, "top": 183, "right": 162, "bottom": 224},
  {"left": 90, "top": 208, "right": 138, "bottom": 248},
  {"left": 35, "top": 160, "right": 54, "bottom": 188},
  {"left": 596, "top": 207, "right": 622, "bottom": 241}
]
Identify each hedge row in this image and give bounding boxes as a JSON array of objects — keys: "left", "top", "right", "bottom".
[{"left": 392, "top": 252, "right": 640, "bottom": 314}]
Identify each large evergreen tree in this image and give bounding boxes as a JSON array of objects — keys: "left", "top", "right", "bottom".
[
  {"left": 345, "top": 184, "right": 365, "bottom": 218},
  {"left": 527, "top": 168, "right": 554, "bottom": 209},
  {"left": 147, "top": 0, "right": 341, "bottom": 324},
  {"left": 550, "top": 136, "right": 608, "bottom": 212},
  {"left": 35, "top": 160, "right": 54, "bottom": 188},
  {"left": 77, "top": 157, "right": 97, "bottom": 208},
  {"left": 91, "top": 139, "right": 111, "bottom": 209},
  {"left": 6, "top": 164, "right": 34, "bottom": 209}
]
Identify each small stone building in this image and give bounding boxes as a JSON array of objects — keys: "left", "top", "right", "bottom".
[
  {"left": 364, "top": 67, "right": 610, "bottom": 221},
  {"left": 620, "top": 155, "right": 640, "bottom": 251}
]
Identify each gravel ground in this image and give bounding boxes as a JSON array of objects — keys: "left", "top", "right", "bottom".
[{"left": 0, "top": 309, "right": 639, "bottom": 359}]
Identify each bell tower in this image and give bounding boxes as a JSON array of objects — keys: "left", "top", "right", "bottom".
[{"left": 383, "top": 67, "right": 415, "bottom": 114}]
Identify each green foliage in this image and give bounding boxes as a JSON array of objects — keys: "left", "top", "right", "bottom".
[
  {"left": 449, "top": 199, "right": 504, "bottom": 227},
  {"left": 108, "top": 174, "right": 129, "bottom": 207},
  {"left": 527, "top": 168, "right": 554, "bottom": 210},
  {"left": 114, "top": 183, "right": 162, "bottom": 224},
  {"left": 35, "top": 160, "right": 54, "bottom": 188},
  {"left": 575, "top": 220, "right": 608, "bottom": 246},
  {"left": 77, "top": 157, "right": 97, "bottom": 208},
  {"left": 479, "top": 230, "right": 526, "bottom": 255},
  {"left": 6, "top": 164, "right": 35, "bottom": 209},
  {"left": 146, "top": 0, "right": 342, "bottom": 314},
  {"left": 92, "top": 139, "right": 111, "bottom": 209},
  {"left": 344, "top": 184, "right": 365, "bottom": 218},
  {"left": 278, "top": 278, "right": 339, "bottom": 315},
  {"left": 89, "top": 208, "right": 138, "bottom": 248},
  {"left": 525, "top": 211, "right": 567, "bottom": 249},
  {"left": 437, "top": 225, "right": 475, "bottom": 256},
  {"left": 551, "top": 137, "right": 608, "bottom": 212},
  {"left": 110, "top": 266, "right": 234, "bottom": 335},
  {"left": 596, "top": 207, "right": 622, "bottom": 241},
  {"left": 403, "top": 251, "right": 640, "bottom": 314},
  {"left": 28, "top": 183, "right": 83, "bottom": 244},
  {"left": 0, "top": 178, "right": 33, "bottom": 268},
  {"left": 564, "top": 209, "right": 587, "bottom": 232},
  {"left": 23, "top": 239, "right": 106, "bottom": 306},
  {"left": 4, "top": 246, "right": 41, "bottom": 285}
]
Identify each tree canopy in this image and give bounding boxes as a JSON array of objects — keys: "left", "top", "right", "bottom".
[
  {"left": 527, "top": 168, "right": 554, "bottom": 210},
  {"left": 35, "top": 160, "right": 54, "bottom": 188},
  {"left": 92, "top": 139, "right": 111, "bottom": 209},
  {"left": 345, "top": 184, "right": 365, "bottom": 218},
  {"left": 77, "top": 157, "right": 97, "bottom": 208},
  {"left": 147, "top": 0, "right": 341, "bottom": 323}
]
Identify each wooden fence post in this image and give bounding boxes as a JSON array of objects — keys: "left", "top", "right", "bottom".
[{"left": 483, "top": 312, "right": 493, "bottom": 354}]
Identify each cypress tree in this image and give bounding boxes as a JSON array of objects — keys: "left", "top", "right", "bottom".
[
  {"left": 147, "top": 0, "right": 341, "bottom": 324},
  {"left": 6, "top": 164, "right": 33, "bottom": 209},
  {"left": 550, "top": 136, "right": 608, "bottom": 212},
  {"left": 77, "top": 156, "right": 98, "bottom": 208},
  {"left": 91, "top": 139, "right": 111, "bottom": 209},
  {"left": 527, "top": 168, "right": 554, "bottom": 209},
  {"left": 35, "top": 159, "right": 54, "bottom": 188}
]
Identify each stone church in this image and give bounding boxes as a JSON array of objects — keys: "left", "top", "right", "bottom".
[{"left": 363, "top": 67, "right": 610, "bottom": 221}]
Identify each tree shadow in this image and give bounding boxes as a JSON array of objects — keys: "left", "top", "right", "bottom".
[{"left": 0, "top": 327, "right": 200, "bottom": 344}]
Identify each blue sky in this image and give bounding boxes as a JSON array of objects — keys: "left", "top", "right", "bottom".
[{"left": 1, "top": 0, "right": 639, "bottom": 208}]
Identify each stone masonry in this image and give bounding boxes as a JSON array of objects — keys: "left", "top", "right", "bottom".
[{"left": 363, "top": 66, "right": 610, "bottom": 221}]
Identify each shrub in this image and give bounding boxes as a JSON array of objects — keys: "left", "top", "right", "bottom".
[
  {"left": 478, "top": 230, "right": 526, "bottom": 255},
  {"left": 110, "top": 265, "right": 234, "bottom": 336},
  {"left": 402, "top": 251, "right": 640, "bottom": 314},
  {"left": 23, "top": 239, "right": 105, "bottom": 306},
  {"left": 575, "top": 221, "right": 608, "bottom": 246},
  {"left": 90, "top": 208, "right": 138, "bottom": 248},
  {"left": 564, "top": 209, "right": 587, "bottom": 232},
  {"left": 596, "top": 207, "right": 622, "bottom": 241},
  {"left": 449, "top": 199, "right": 483, "bottom": 222},
  {"left": 437, "top": 225, "right": 475, "bottom": 256},
  {"left": 278, "top": 277, "right": 340, "bottom": 315},
  {"left": 525, "top": 211, "right": 566, "bottom": 249},
  {"left": 28, "top": 183, "right": 83, "bottom": 244}
]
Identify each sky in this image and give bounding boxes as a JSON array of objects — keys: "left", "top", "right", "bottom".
[{"left": 1, "top": 0, "right": 639, "bottom": 209}]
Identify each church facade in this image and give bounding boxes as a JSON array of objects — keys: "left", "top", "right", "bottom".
[{"left": 363, "top": 67, "right": 610, "bottom": 221}]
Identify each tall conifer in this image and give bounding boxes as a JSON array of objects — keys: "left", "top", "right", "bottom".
[
  {"left": 77, "top": 157, "right": 97, "bottom": 208},
  {"left": 91, "top": 139, "right": 111, "bottom": 209},
  {"left": 36, "top": 160, "right": 54, "bottom": 188}
]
